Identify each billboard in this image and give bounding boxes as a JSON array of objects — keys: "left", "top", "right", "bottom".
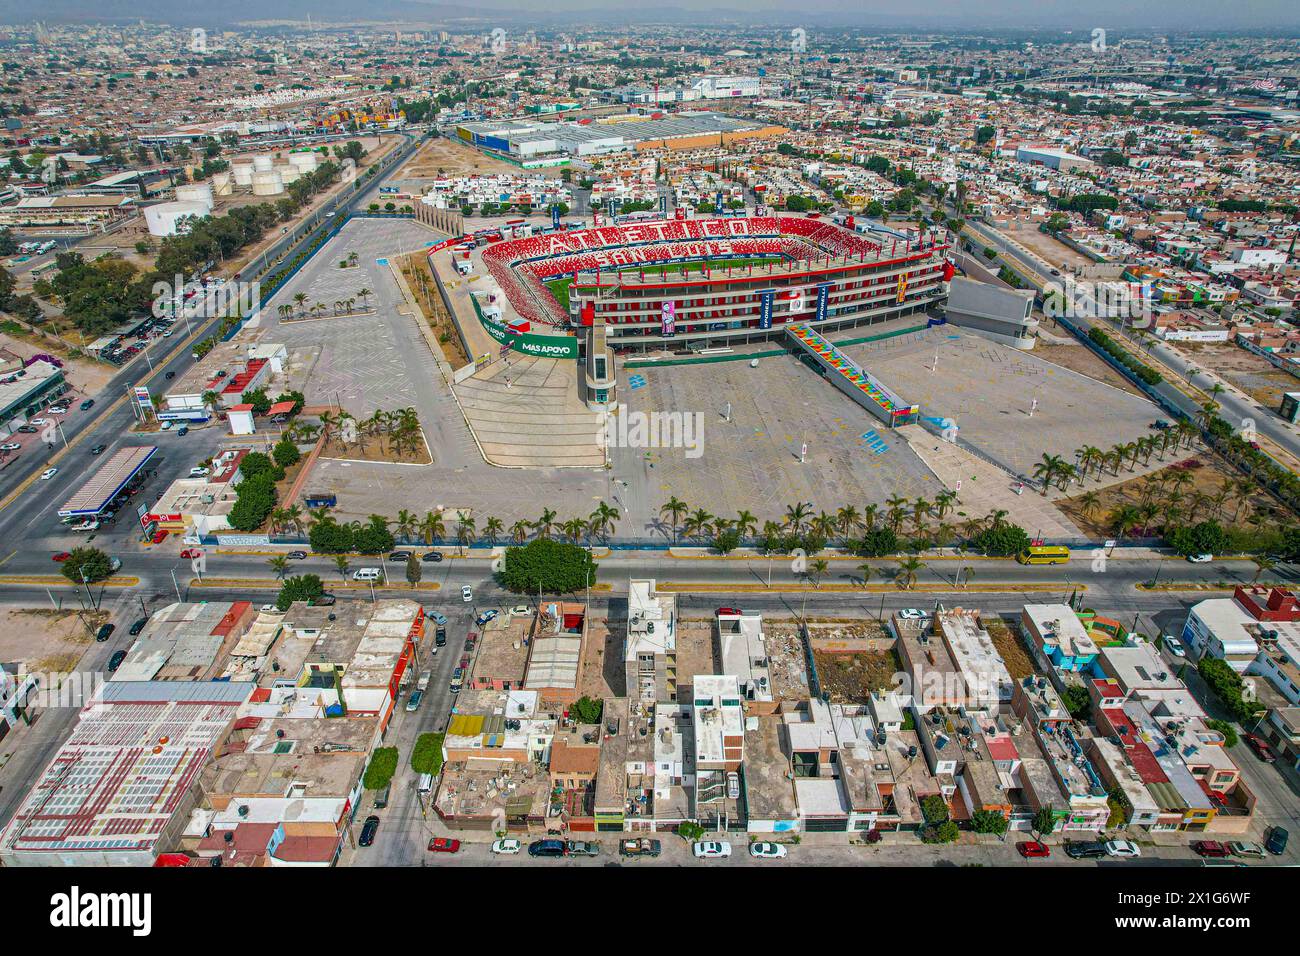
[
  {"left": 471, "top": 295, "right": 580, "bottom": 359},
  {"left": 759, "top": 290, "right": 774, "bottom": 330},
  {"left": 816, "top": 282, "right": 832, "bottom": 323},
  {"left": 661, "top": 301, "right": 677, "bottom": 337},
  {"left": 133, "top": 386, "right": 152, "bottom": 413},
  {"left": 552, "top": 205, "right": 561, "bottom": 229}
]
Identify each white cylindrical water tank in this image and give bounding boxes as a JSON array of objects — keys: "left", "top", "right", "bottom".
[
  {"left": 144, "top": 200, "right": 209, "bottom": 237},
  {"left": 211, "top": 171, "right": 233, "bottom": 195},
  {"left": 277, "top": 165, "right": 301, "bottom": 185},
  {"left": 175, "top": 183, "right": 214, "bottom": 211},
  {"left": 250, "top": 170, "right": 284, "bottom": 195},
  {"left": 288, "top": 151, "right": 319, "bottom": 171},
  {"left": 252, "top": 154, "right": 274, "bottom": 173},
  {"left": 232, "top": 163, "right": 254, "bottom": 187}
]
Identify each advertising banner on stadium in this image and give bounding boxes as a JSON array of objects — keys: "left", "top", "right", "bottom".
[
  {"left": 471, "top": 294, "right": 580, "bottom": 359},
  {"left": 759, "top": 290, "right": 774, "bottom": 329},
  {"left": 552, "top": 205, "right": 560, "bottom": 229},
  {"left": 816, "top": 283, "right": 832, "bottom": 323},
  {"left": 661, "top": 301, "right": 677, "bottom": 337}
]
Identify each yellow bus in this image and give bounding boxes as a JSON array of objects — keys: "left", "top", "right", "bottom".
[{"left": 1016, "top": 545, "right": 1071, "bottom": 565}]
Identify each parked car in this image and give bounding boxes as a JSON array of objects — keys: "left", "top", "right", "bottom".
[
  {"left": 107, "top": 649, "right": 127, "bottom": 671},
  {"left": 749, "top": 842, "right": 787, "bottom": 859},
  {"left": 527, "top": 839, "right": 567, "bottom": 858},
  {"left": 95, "top": 622, "right": 115, "bottom": 642},
  {"left": 1244, "top": 733, "right": 1276, "bottom": 763},
  {"left": 1064, "top": 841, "right": 1107, "bottom": 859},
  {"left": 388, "top": 551, "right": 412, "bottom": 562},
  {"left": 715, "top": 606, "right": 743, "bottom": 616},
  {"left": 726, "top": 771, "right": 741, "bottom": 799},
  {"left": 510, "top": 605, "right": 530, "bottom": 617},
  {"left": 0, "top": 443, "right": 20, "bottom": 451},
  {"left": 692, "top": 841, "right": 732, "bottom": 859},
  {"left": 179, "top": 548, "right": 201, "bottom": 559},
  {"left": 1188, "top": 553, "right": 1214, "bottom": 563},
  {"left": 427, "top": 610, "right": 448, "bottom": 626},
  {"left": 1017, "top": 840, "right": 1051, "bottom": 858},
  {"left": 427, "top": 837, "right": 461, "bottom": 853},
  {"left": 151, "top": 530, "right": 168, "bottom": 544},
  {"left": 491, "top": 839, "right": 522, "bottom": 855},
  {"left": 79, "top": 399, "right": 94, "bottom": 410},
  {"left": 619, "top": 838, "right": 661, "bottom": 858},
  {"left": 461, "top": 585, "right": 473, "bottom": 602},
  {"left": 286, "top": 550, "right": 308, "bottom": 560},
  {"left": 188, "top": 467, "right": 210, "bottom": 478},
  {"left": 475, "top": 609, "right": 498, "bottom": 627},
  {"left": 16, "top": 425, "right": 37, "bottom": 433},
  {"left": 51, "top": 551, "right": 70, "bottom": 562},
  {"left": 176, "top": 426, "right": 188, "bottom": 436},
  {"left": 29, "top": 418, "right": 49, "bottom": 427},
  {"left": 422, "top": 551, "right": 443, "bottom": 563},
  {"left": 358, "top": 815, "right": 379, "bottom": 847},
  {"left": 128, "top": 617, "right": 148, "bottom": 636},
  {"left": 1104, "top": 840, "right": 1141, "bottom": 858},
  {"left": 1228, "top": 841, "right": 1266, "bottom": 859},
  {"left": 405, "top": 690, "right": 424, "bottom": 712},
  {"left": 1193, "top": 840, "right": 1231, "bottom": 858},
  {"left": 1266, "top": 826, "right": 1289, "bottom": 855},
  {"left": 1163, "top": 635, "right": 1186, "bottom": 657},
  {"left": 39, "top": 468, "right": 58, "bottom": 480},
  {"left": 90, "top": 444, "right": 106, "bottom": 455},
  {"left": 566, "top": 840, "right": 600, "bottom": 857}
]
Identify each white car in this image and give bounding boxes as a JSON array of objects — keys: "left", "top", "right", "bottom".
[
  {"left": 39, "top": 468, "right": 58, "bottom": 480},
  {"left": 29, "top": 418, "right": 49, "bottom": 427},
  {"left": 1188, "top": 553, "right": 1214, "bottom": 563},
  {"left": 160, "top": 421, "right": 173, "bottom": 431},
  {"left": 0, "top": 442, "right": 20, "bottom": 451},
  {"left": 510, "top": 605, "right": 530, "bottom": 616},
  {"left": 749, "top": 842, "right": 787, "bottom": 859},
  {"left": 1164, "top": 636, "right": 1186, "bottom": 658},
  {"left": 491, "top": 839, "right": 522, "bottom": 855},
  {"left": 898, "top": 608, "right": 927, "bottom": 619},
  {"left": 692, "top": 840, "right": 732, "bottom": 859},
  {"left": 189, "top": 467, "right": 210, "bottom": 478},
  {"left": 1104, "top": 840, "right": 1141, "bottom": 858},
  {"left": 461, "top": 585, "right": 473, "bottom": 602}
]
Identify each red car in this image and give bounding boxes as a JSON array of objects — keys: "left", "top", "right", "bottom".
[
  {"left": 1017, "top": 841, "right": 1051, "bottom": 858},
  {"left": 427, "top": 838, "right": 461, "bottom": 853},
  {"left": 51, "top": 551, "right": 71, "bottom": 562},
  {"left": 179, "top": 548, "right": 201, "bottom": 559},
  {"left": 1244, "top": 734, "right": 1276, "bottom": 763},
  {"left": 1193, "top": 840, "right": 1231, "bottom": 858},
  {"left": 715, "top": 607, "right": 743, "bottom": 616},
  {"left": 150, "top": 530, "right": 168, "bottom": 544}
]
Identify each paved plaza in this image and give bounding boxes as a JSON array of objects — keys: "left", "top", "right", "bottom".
[{"left": 843, "top": 327, "right": 1162, "bottom": 476}]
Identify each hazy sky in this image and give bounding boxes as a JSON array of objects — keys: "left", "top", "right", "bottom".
[{"left": 5, "top": 0, "right": 1299, "bottom": 31}]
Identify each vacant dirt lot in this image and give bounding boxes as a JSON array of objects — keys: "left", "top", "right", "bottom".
[
  {"left": 396, "top": 137, "right": 546, "bottom": 180},
  {"left": 814, "top": 646, "right": 902, "bottom": 703},
  {"left": 985, "top": 616, "right": 1038, "bottom": 680},
  {"left": 1003, "top": 220, "right": 1093, "bottom": 272},
  {"left": 1033, "top": 339, "right": 1146, "bottom": 398},
  {"left": 1179, "top": 341, "right": 1300, "bottom": 409},
  {"left": 0, "top": 607, "right": 109, "bottom": 674}
]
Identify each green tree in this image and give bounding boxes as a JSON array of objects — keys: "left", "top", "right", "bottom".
[
  {"left": 272, "top": 437, "right": 301, "bottom": 469},
  {"left": 571, "top": 696, "right": 603, "bottom": 724},
  {"left": 60, "top": 547, "right": 114, "bottom": 584},
  {"left": 971, "top": 809, "right": 1009, "bottom": 835},
  {"left": 405, "top": 553, "right": 422, "bottom": 588},
  {"left": 1032, "top": 806, "right": 1057, "bottom": 838},
  {"left": 969, "top": 522, "right": 1031, "bottom": 557},
  {"left": 310, "top": 516, "right": 355, "bottom": 553},
  {"left": 363, "top": 747, "right": 399, "bottom": 789},
  {"left": 276, "top": 574, "right": 324, "bottom": 611},
  {"left": 499, "top": 538, "right": 598, "bottom": 594}
]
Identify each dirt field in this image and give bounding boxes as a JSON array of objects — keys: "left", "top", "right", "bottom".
[
  {"left": 0, "top": 607, "right": 109, "bottom": 674},
  {"left": 985, "top": 616, "right": 1039, "bottom": 680},
  {"left": 1003, "top": 220, "right": 1093, "bottom": 272},
  {"left": 1058, "top": 452, "right": 1286, "bottom": 539},
  {"left": 673, "top": 621, "right": 720, "bottom": 692},
  {"left": 397, "top": 252, "right": 470, "bottom": 367},
  {"left": 577, "top": 617, "right": 619, "bottom": 699},
  {"left": 395, "top": 137, "right": 544, "bottom": 180},
  {"left": 814, "top": 646, "right": 902, "bottom": 703},
  {"left": 1033, "top": 339, "right": 1146, "bottom": 398},
  {"left": 0, "top": 331, "right": 117, "bottom": 396},
  {"left": 1178, "top": 341, "right": 1300, "bottom": 409}
]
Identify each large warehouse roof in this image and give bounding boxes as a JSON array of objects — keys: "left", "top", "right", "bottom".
[{"left": 58, "top": 445, "right": 157, "bottom": 517}]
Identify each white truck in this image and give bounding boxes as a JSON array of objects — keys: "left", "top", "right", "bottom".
[{"left": 417, "top": 669, "right": 432, "bottom": 692}]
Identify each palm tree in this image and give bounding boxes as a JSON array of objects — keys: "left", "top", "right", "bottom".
[
  {"left": 334, "top": 555, "right": 350, "bottom": 580},
  {"left": 807, "top": 558, "right": 830, "bottom": 588},
  {"left": 1232, "top": 478, "right": 1255, "bottom": 523},
  {"left": 509, "top": 519, "right": 530, "bottom": 545},
  {"left": 811, "top": 510, "right": 837, "bottom": 540},
  {"left": 661, "top": 497, "right": 688, "bottom": 543},
  {"left": 1109, "top": 443, "right": 1128, "bottom": 476},
  {"left": 1055, "top": 463, "right": 1077, "bottom": 492},
  {"left": 284, "top": 504, "right": 305, "bottom": 535},
  {"left": 560, "top": 517, "right": 587, "bottom": 545},
  {"left": 857, "top": 563, "right": 874, "bottom": 589},
  {"left": 268, "top": 555, "right": 290, "bottom": 579},
  {"left": 683, "top": 508, "right": 714, "bottom": 541},
  {"left": 895, "top": 556, "right": 925, "bottom": 590},
  {"left": 933, "top": 490, "right": 958, "bottom": 520},
  {"left": 1032, "top": 453, "right": 1063, "bottom": 494},
  {"left": 357, "top": 287, "right": 372, "bottom": 307},
  {"left": 886, "top": 494, "right": 910, "bottom": 534},
  {"left": 1078, "top": 445, "right": 1104, "bottom": 479},
  {"left": 420, "top": 510, "right": 445, "bottom": 546},
  {"left": 534, "top": 508, "right": 558, "bottom": 539},
  {"left": 456, "top": 516, "right": 477, "bottom": 555},
  {"left": 862, "top": 503, "right": 880, "bottom": 532},
  {"left": 985, "top": 509, "right": 1009, "bottom": 531},
  {"left": 734, "top": 509, "right": 757, "bottom": 540},
  {"left": 785, "top": 501, "right": 813, "bottom": 534},
  {"left": 483, "top": 516, "right": 504, "bottom": 546},
  {"left": 589, "top": 501, "right": 619, "bottom": 544},
  {"left": 1110, "top": 505, "right": 1141, "bottom": 541},
  {"left": 1137, "top": 502, "right": 1159, "bottom": 535},
  {"left": 292, "top": 291, "right": 308, "bottom": 315},
  {"left": 836, "top": 505, "right": 861, "bottom": 541},
  {"left": 1078, "top": 491, "right": 1102, "bottom": 518},
  {"left": 911, "top": 498, "right": 932, "bottom": 537},
  {"left": 394, "top": 509, "right": 417, "bottom": 543}
]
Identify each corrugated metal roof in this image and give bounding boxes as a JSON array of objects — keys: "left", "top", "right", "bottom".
[
  {"left": 58, "top": 445, "right": 157, "bottom": 516},
  {"left": 96, "top": 680, "right": 254, "bottom": 705}
]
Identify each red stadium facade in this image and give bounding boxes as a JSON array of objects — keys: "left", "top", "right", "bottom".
[{"left": 476, "top": 215, "right": 951, "bottom": 353}]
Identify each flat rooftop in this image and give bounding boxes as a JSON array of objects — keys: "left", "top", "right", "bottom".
[{"left": 58, "top": 445, "right": 157, "bottom": 516}]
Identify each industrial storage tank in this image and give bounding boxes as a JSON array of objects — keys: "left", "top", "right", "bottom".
[
  {"left": 252, "top": 154, "right": 274, "bottom": 173},
  {"left": 211, "top": 171, "right": 233, "bottom": 196},
  {"left": 250, "top": 170, "right": 284, "bottom": 195},
  {"left": 175, "top": 183, "right": 214, "bottom": 211},
  {"left": 288, "top": 150, "right": 320, "bottom": 172},
  {"left": 231, "top": 163, "right": 254, "bottom": 187},
  {"left": 144, "top": 200, "right": 210, "bottom": 237},
  {"left": 277, "top": 165, "right": 301, "bottom": 185}
]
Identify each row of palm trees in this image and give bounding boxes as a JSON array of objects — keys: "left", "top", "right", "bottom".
[
  {"left": 280, "top": 287, "right": 372, "bottom": 320},
  {"left": 1032, "top": 422, "right": 1201, "bottom": 496},
  {"left": 797, "top": 554, "right": 932, "bottom": 591},
  {"left": 1074, "top": 470, "right": 1265, "bottom": 541},
  {"left": 657, "top": 490, "right": 963, "bottom": 546},
  {"left": 319, "top": 406, "right": 423, "bottom": 459}
]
